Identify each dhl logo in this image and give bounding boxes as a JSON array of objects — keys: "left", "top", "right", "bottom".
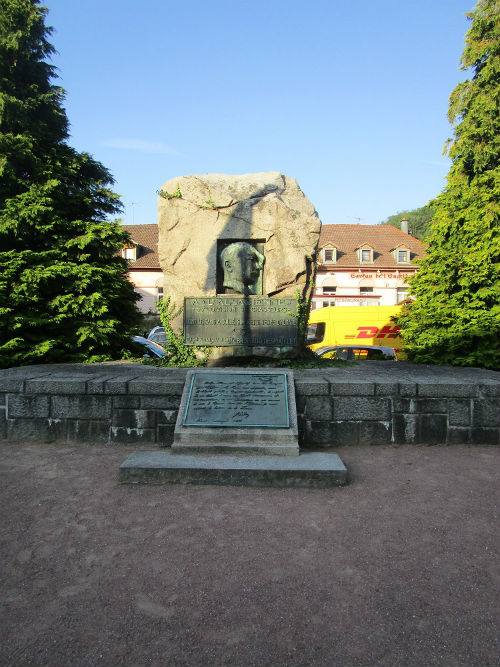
[{"left": 345, "top": 325, "right": 401, "bottom": 340}]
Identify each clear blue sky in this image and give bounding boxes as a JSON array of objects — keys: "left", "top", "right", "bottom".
[{"left": 43, "top": 0, "right": 473, "bottom": 227}]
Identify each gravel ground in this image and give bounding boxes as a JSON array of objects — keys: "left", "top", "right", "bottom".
[{"left": 1, "top": 442, "right": 499, "bottom": 667}]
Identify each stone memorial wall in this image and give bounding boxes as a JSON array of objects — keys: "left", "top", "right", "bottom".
[{"left": 1, "top": 365, "right": 498, "bottom": 447}]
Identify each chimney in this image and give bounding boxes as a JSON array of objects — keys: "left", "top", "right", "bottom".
[{"left": 400, "top": 217, "right": 409, "bottom": 234}]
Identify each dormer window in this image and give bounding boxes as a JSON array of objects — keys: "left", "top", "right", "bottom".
[
  {"left": 122, "top": 244, "right": 137, "bottom": 261},
  {"left": 392, "top": 245, "right": 411, "bottom": 264},
  {"left": 321, "top": 246, "right": 337, "bottom": 263},
  {"left": 356, "top": 244, "right": 374, "bottom": 264}
]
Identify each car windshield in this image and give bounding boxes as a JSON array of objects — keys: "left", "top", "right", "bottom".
[
  {"left": 131, "top": 336, "right": 165, "bottom": 358},
  {"left": 319, "top": 346, "right": 395, "bottom": 361},
  {"left": 148, "top": 326, "right": 167, "bottom": 346},
  {"left": 355, "top": 348, "right": 391, "bottom": 360}
]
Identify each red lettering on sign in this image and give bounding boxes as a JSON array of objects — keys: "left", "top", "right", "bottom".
[
  {"left": 356, "top": 326, "right": 379, "bottom": 339},
  {"left": 376, "top": 325, "right": 401, "bottom": 339},
  {"left": 354, "top": 325, "right": 402, "bottom": 339}
]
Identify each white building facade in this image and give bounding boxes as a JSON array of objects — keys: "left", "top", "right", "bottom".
[{"left": 312, "top": 223, "right": 425, "bottom": 310}]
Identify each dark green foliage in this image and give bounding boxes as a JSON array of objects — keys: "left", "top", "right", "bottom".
[
  {"left": 397, "top": 0, "right": 500, "bottom": 370},
  {"left": 380, "top": 205, "right": 435, "bottom": 240},
  {"left": 0, "top": 0, "right": 141, "bottom": 367}
]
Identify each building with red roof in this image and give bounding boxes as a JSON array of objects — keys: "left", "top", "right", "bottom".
[
  {"left": 121, "top": 224, "right": 163, "bottom": 314},
  {"left": 121, "top": 221, "right": 426, "bottom": 314},
  {"left": 314, "top": 222, "right": 426, "bottom": 309}
]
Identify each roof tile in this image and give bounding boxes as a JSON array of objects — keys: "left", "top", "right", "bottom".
[
  {"left": 121, "top": 224, "right": 160, "bottom": 269},
  {"left": 121, "top": 223, "right": 426, "bottom": 271},
  {"left": 319, "top": 224, "right": 426, "bottom": 269}
]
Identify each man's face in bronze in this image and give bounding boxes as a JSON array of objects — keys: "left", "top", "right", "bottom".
[{"left": 220, "top": 242, "right": 265, "bottom": 295}]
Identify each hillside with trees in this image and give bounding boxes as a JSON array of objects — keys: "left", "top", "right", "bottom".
[
  {"left": 380, "top": 205, "right": 435, "bottom": 240},
  {"left": 0, "top": 0, "right": 141, "bottom": 367},
  {"left": 397, "top": 0, "right": 500, "bottom": 370}
]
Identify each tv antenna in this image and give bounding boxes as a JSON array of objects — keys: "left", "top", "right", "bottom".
[
  {"left": 129, "top": 202, "right": 140, "bottom": 224},
  {"left": 348, "top": 216, "right": 363, "bottom": 224}
]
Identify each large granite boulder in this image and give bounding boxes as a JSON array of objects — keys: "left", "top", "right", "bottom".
[{"left": 157, "top": 172, "right": 321, "bottom": 358}]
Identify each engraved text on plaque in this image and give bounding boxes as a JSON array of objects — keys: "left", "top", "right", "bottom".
[
  {"left": 183, "top": 372, "right": 289, "bottom": 427},
  {"left": 184, "top": 297, "right": 298, "bottom": 347}
]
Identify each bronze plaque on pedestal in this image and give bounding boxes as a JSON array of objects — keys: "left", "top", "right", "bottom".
[{"left": 183, "top": 371, "right": 289, "bottom": 427}]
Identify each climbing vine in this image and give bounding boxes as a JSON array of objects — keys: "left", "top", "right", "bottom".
[
  {"left": 157, "top": 183, "right": 182, "bottom": 200},
  {"left": 144, "top": 297, "right": 210, "bottom": 367}
]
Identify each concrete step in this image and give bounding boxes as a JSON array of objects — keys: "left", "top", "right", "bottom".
[{"left": 119, "top": 450, "right": 348, "bottom": 488}]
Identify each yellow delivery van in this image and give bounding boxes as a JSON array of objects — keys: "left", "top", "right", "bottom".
[{"left": 307, "top": 305, "right": 405, "bottom": 357}]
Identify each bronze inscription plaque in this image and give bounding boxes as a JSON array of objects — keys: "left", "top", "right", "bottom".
[
  {"left": 184, "top": 297, "right": 298, "bottom": 347},
  {"left": 183, "top": 372, "right": 289, "bottom": 427}
]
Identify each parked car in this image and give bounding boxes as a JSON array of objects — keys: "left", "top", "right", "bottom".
[
  {"left": 147, "top": 326, "right": 168, "bottom": 346},
  {"left": 314, "top": 345, "right": 397, "bottom": 361},
  {"left": 131, "top": 336, "right": 166, "bottom": 358}
]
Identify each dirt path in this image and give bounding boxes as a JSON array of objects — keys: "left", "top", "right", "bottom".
[{"left": 1, "top": 442, "right": 499, "bottom": 667}]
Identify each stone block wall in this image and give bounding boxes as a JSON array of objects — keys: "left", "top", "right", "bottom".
[
  {"left": 0, "top": 367, "right": 498, "bottom": 447},
  {"left": 295, "top": 375, "right": 500, "bottom": 446},
  {"left": 0, "top": 375, "right": 184, "bottom": 447}
]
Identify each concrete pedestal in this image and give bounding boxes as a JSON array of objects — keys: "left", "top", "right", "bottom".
[
  {"left": 172, "top": 370, "right": 299, "bottom": 456},
  {"left": 119, "top": 450, "right": 348, "bottom": 488}
]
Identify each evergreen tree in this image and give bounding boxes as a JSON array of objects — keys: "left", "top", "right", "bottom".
[
  {"left": 380, "top": 204, "right": 435, "bottom": 240},
  {"left": 398, "top": 0, "right": 500, "bottom": 369},
  {"left": 0, "top": 0, "right": 141, "bottom": 367}
]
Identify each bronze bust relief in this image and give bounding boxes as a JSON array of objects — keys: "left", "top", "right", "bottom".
[{"left": 219, "top": 242, "right": 265, "bottom": 295}]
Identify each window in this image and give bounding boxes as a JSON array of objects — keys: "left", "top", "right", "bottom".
[
  {"left": 155, "top": 286, "right": 164, "bottom": 312},
  {"left": 307, "top": 322, "right": 326, "bottom": 344},
  {"left": 393, "top": 246, "right": 410, "bottom": 263},
  {"left": 322, "top": 300, "right": 336, "bottom": 308},
  {"left": 124, "top": 247, "right": 135, "bottom": 260},
  {"left": 359, "top": 286, "right": 373, "bottom": 306},
  {"left": 358, "top": 246, "right": 373, "bottom": 263},
  {"left": 322, "top": 247, "right": 336, "bottom": 263},
  {"left": 322, "top": 286, "right": 336, "bottom": 295},
  {"left": 397, "top": 287, "right": 409, "bottom": 303}
]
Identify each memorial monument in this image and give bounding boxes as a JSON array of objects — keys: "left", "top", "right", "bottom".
[
  {"left": 157, "top": 171, "right": 321, "bottom": 360},
  {"left": 118, "top": 172, "right": 347, "bottom": 487}
]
